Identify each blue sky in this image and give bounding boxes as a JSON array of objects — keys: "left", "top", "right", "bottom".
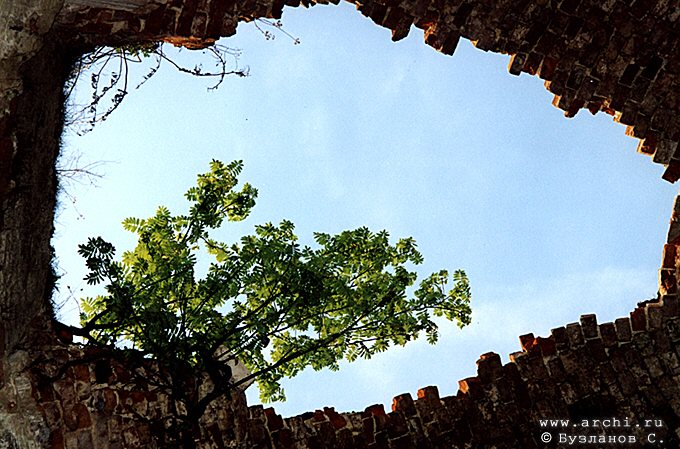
[{"left": 54, "top": 2, "right": 678, "bottom": 417}]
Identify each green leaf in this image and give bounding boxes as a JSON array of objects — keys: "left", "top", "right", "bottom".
[{"left": 76, "top": 159, "right": 471, "bottom": 406}]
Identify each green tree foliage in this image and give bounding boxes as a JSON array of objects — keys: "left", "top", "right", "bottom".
[{"left": 76, "top": 159, "right": 471, "bottom": 415}]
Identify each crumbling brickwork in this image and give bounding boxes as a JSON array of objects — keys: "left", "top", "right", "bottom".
[
  {"left": 238, "top": 195, "right": 680, "bottom": 448},
  {"left": 2, "top": 0, "right": 680, "bottom": 447},
  {"left": 1, "top": 342, "right": 251, "bottom": 448},
  {"left": 1, "top": 197, "right": 680, "bottom": 448},
  {"left": 250, "top": 302, "right": 680, "bottom": 448}
]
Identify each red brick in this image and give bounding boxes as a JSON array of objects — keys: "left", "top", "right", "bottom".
[
  {"left": 64, "top": 403, "right": 91, "bottom": 430},
  {"left": 272, "top": 429, "right": 294, "bottom": 449},
  {"left": 565, "top": 98, "right": 585, "bottom": 117},
  {"left": 386, "top": 412, "right": 409, "bottom": 438},
  {"left": 662, "top": 244, "right": 678, "bottom": 269},
  {"left": 263, "top": 407, "right": 284, "bottom": 431},
  {"left": 50, "top": 430, "right": 65, "bottom": 449},
  {"left": 458, "top": 377, "right": 484, "bottom": 399},
  {"left": 565, "top": 323, "right": 585, "bottom": 346},
  {"left": 364, "top": 403, "right": 386, "bottom": 417},
  {"left": 639, "top": 134, "right": 658, "bottom": 155},
  {"left": 73, "top": 365, "right": 89, "bottom": 382},
  {"left": 391, "top": 393, "right": 416, "bottom": 416},
  {"left": 519, "top": 333, "right": 536, "bottom": 352},
  {"left": 599, "top": 322, "right": 618, "bottom": 347},
  {"left": 579, "top": 314, "right": 598, "bottom": 339},
  {"left": 523, "top": 52, "right": 544, "bottom": 76},
  {"left": 630, "top": 307, "right": 647, "bottom": 332},
  {"left": 614, "top": 317, "right": 633, "bottom": 342},
  {"left": 417, "top": 385, "right": 440, "bottom": 402},
  {"left": 663, "top": 161, "right": 680, "bottom": 183},
  {"left": 508, "top": 53, "right": 528, "bottom": 76},
  {"left": 647, "top": 304, "right": 665, "bottom": 329},
  {"left": 312, "top": 409, "right": 325, "bottom": 422},
  {"left": 102, "top": 389, "right": 117, "bottom": 414},
  {"left": 660, "top": 268, "right": 678, "bottom": 294},
  {"left": 476, "top": 352, "right": 503, "bottom": 381},
  {"left": 324, "top": 407, "right": 347, "bottom": 429},
  {"left": 536, "top": 336, "right": 557, "bottom": 356},
  {"left": 662, "top": 295, "right": 680, "bottom": 317},
  {"left": 551, "top": 326, "right": 569, "bottom": 350},
  {"left": 112, "top": 361, "right": 131, "bottom": 383}
]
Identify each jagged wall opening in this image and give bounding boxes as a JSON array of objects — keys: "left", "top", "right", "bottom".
[
  {"left": 51, "top": 0, "right": 680, "bottom": 181},
  {"left": 2, "top": 0, "right": 680, "bottom": 447}
]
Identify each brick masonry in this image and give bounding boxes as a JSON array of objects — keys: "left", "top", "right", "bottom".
[
  {"left": 2, "top": 198, "right": 680, "bottom": 448},
  {"left": 2, "top": 0, "right": 680, "bottom": 447}
]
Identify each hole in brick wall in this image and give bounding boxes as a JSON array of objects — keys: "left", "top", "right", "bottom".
[
  {"left": 54, "top": 2, "right": 677, "bottom": 416},
  {"left": 94, "top": 359, "right": 112, "bottom": 384}
]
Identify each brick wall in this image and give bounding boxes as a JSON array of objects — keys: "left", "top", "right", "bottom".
[
  {"left": 2, "top": 198, "right": 679, "bottom": 448},
  {"left": 246, "top": 197, "right": 680, "bottom": 449},
  {"left": 252, "top": 302, "right": 680, "bottom": 448},
  {"left": 53, "top": 0, "right": 680, "bottom": 181},
  {"left": 2, "top": 0, "right": 680, "bottom": 447}
]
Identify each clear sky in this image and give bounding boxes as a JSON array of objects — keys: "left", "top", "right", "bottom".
[{"left": 54, "top": 2, "right": 678, "bottom": 417}]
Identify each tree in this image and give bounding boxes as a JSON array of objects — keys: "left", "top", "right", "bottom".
[
  {"left": 63, "top": 19, "right": 298, "bottom": 136},
  {"left": 64, "top": 42, "right": 248, "bottom": 136},
  {"left": 67, "top": 159, "right": 471, "bottom": 444}
]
